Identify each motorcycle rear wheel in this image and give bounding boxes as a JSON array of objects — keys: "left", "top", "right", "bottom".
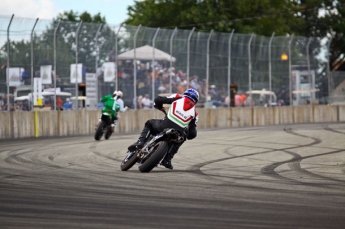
[
  {"left": 104, "top": 127, "right": 112, "bottom": 140},
  {"left": 138, "top": 141, "right": 169, "bottom": 173},
  {"left": 120, "top": 151, "right": 138, "bottom": 171},
  {"left": 94, "top": 121, "right": 105, "bottom": 140}
]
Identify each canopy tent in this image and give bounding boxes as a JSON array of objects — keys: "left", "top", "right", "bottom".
[{"left": 117, "top": 45, "right": 176, "bottom": 62}]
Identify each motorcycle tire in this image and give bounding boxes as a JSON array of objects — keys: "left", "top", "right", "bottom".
[
  {"left": 94, "top": 121, "right": 105, "bottom": 141},
  {"left": 138, "top": 141, "right": 169, "bottom": 173},
  {"left": 120, "top": 151, "right": 138, "bottom": 171},
  {"left": 105, "top": 127, "right": 112, "bottom": 140}
]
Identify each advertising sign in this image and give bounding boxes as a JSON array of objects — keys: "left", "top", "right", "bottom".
[
  {"left": 103, "top": 62, "right": 116, "bottom": 82},
  {"left": 8, "top": 67, "right": 23, "bottom": 87},
  {"left": 85, "top": 73, "right": 98, "bottom": 110},
  {"left": 70, "top": 63, "right": 82, "bottom": 83},
  {"left": 40, "top": 65, "right": 52, "bottom": 84}
]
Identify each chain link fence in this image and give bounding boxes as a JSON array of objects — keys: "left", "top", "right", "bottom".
[{"left": 0, "top": 15, "right": 337, "bottom": 112}]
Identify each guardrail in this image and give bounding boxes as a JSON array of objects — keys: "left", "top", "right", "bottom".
[{"left": 1, "top": 105, "right": 345, "bottom": 139}]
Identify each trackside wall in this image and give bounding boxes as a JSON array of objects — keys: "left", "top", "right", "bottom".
[{"left": 0, "top": 105, "right": 344, "bottom": 139}]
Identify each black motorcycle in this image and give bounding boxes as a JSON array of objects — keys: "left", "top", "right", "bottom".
[
  {"left": 121, "top": 127, "right": 185, "bottom": 172},
  {"left": 94, "top": 112, "right": 113, "bottom": 141}
]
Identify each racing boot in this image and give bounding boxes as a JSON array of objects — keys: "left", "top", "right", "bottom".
[
  {"left": 161, "top": 152, "right": 174, "bottom": 170},
  {"left": 128, "top": 127, "right": 150, "bottom": 151},
  {"left": 161, "top": 143, "right": 181, "bottom": 170}
]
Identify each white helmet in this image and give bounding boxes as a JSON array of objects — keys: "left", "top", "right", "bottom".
[
  {"left": 116, "top": 91, "right": 123, "bottom": 98},
  {"left": 113, "top": 90, "right": 118, "bottom": 96}
]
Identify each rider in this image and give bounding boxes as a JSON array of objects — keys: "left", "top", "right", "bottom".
[
  {"left": 112, "top": 90, "right": 129, "bottom": 126},
  {"left": 128, "top": 88, "right": 199, "bottom": 170},
  {"left": 98, "top": 91, "right": 121, "bottom": 131}
]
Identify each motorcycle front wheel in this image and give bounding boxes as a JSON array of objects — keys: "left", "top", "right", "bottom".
[
  {"left": 138, "top": 141, "right": 169, "bottom": 173},
  {"left": 94, "top": 121, "right": 105, "bottom": 140},
  {"left": 120, "top": 151, "right": 138, "bottom": 171}
]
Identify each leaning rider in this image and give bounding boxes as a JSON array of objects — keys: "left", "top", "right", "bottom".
[
  {"left": 128, "top": 88, "right": 199, "bottom": 170},
  {"left": 98, "top": 91, "right": 121, "bottom": 132}
]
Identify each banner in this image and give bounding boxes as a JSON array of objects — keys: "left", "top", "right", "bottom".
[
  {"left": 85, "top": 73, "right": 98, "bottom": 110},
  {"left": 70, "top": 63, "right": 82, "bottom": 83},
  {"left": 103, "top": 62, "right": 115, "bottom": 82},
  {"left": 40, "top": 65, "right": 52, "bottom": 84},
  {"left": 8, "top": 67, "right": 23, "bottom": 87}
]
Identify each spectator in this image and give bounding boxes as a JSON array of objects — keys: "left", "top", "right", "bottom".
[
  {"left": 141, "top": 94, "right": 151, "bottom": 109},
  {"left": 138, "top": 95, "right": 143, "bottom": 109},
  {"left": 21, "top": 68, "right": 29, "bottom": 85},
  {"left": 132, "top": 95, "right": 143, "bottom": 109},
  {"left": 243, "top": 93, "right": 253, "bottom": 107},
  {"left": 57, "top": 97, "right": 63, "bottom": 109},
  {"left": 235, "top": 93, "right": 242, "bottom": 107},
  {"left": 240, "top": 92, "right": 247, "bottom": 107},
  {"left": 63, "top": 98, "right": 72, "bottom": 110},
  {"left": 260, "top": 88, "right": 269, "bottom": 106}
]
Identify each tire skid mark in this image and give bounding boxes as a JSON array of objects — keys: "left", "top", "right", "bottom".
[
  {"left": 89, "top": 142, "right": 123, "bottom": 163},
  {"left": 323, "top": 125, "right": 345, "bottom": 134},
  {"left": 283, "top": 127, "right": 322, "bottom": 146},
  {"left": 288, "top": 148, "right": 345, "bottom": 184},
  {"left": 1, "top": 141, "right": 92, "bottom": 179},
  {"left": 187, "top": 127, "right": 344, "bottom": 189},
  {"left": 263, "top": 127, "right": 345, "bottom": 186}
]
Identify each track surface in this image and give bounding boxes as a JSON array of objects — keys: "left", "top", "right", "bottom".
[{"left": 1, "top": 123, "right": 345, "bottom": 229}]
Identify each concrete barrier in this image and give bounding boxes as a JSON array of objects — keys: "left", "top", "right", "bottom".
[{"left": 1, "top": 105, "right": 345, "bottom": 139}]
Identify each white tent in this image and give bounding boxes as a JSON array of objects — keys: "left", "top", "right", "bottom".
[{"left": 117, "top": 45, "right": 176, "bottom": 62}]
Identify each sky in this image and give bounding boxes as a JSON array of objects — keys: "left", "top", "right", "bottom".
[{"left": 1, "top": 0, "right": 137, "bottom": 25}]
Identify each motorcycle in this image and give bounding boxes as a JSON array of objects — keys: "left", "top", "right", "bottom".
[
  {"left": 121, "top": 128, "right": 185, "bottom": 172},
  {"left": 94, "top": 111, "right": 114, "bottom": 141},
  {"left": 120, "top": 108, "right": 185, "bottom": 172}
]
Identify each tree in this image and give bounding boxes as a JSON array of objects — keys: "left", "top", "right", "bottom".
[
  {"left": 125, "top": 0, "right": 345, "bottom": 71},
  {"left": 125, "top": 0, "right": 302, "bottom": 36}
]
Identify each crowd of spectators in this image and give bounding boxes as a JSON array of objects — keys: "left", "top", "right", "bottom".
[
  {"left": 0, "top": 94, "right": 31, "bottom": 111},
  {"left": 111, "top": 61, "right": 229, "bottom": 109}
]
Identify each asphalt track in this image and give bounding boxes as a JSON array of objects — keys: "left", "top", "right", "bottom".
[{"left": 0, "top": 123, "right": 345, "bottom": 229}]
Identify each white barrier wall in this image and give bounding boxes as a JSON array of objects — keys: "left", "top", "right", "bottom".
[{"left": 1, "top": 105, "right": 344, "bottom": 140}]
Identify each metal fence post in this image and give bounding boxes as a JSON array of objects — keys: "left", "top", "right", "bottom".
[
  {"left": 95, "top": 23, "right": 104, "bottom": 75},
  {"left": 53, "top": 20, "right": 61, "bottom": 111},
  {"left": 206, "top": 30, "right": 213, "bottom": 103},
  {"left": 30, "top": 18, "right": 39, "bottom": 111},
  {"left": 169, "top": 27, "right": 177, "bottom": 94},
  {"left": 186, "top": 27, "right": 195, "bottom": 89},
  {"left": 152, "top": 28, "right": 160, "bottom": 100},
  {"left": 288, "top": 35, "right": 294, "bottom": 106},
  {"left": 248, "top": 33, "right": 255, "bottom": 107},
  {"left": 133, "top": 25, "right": 141, "bottom": 110},
  {"left": 6, "top": 14, "right": 14, "bottom": 112},
  {"left": 94, "top": 23, "right": 103, "bottom": 105},
  {"left": 114, "top": 23, "right": 123, "bottom": 91},
  {"left": 75, "top": 21, "right": 83, "bottom": 109},
  {"left": 268, "top": 32, "right": 275, "bottom": 104},
  {"left": 227, "top": 29, "right": 234, "bottom": 107},
  {"left": 326, "top": 36, "right": 333, "bottom": 103},
  {"left": 306, "top": 37, "right": 312, "bottom": 104}
]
